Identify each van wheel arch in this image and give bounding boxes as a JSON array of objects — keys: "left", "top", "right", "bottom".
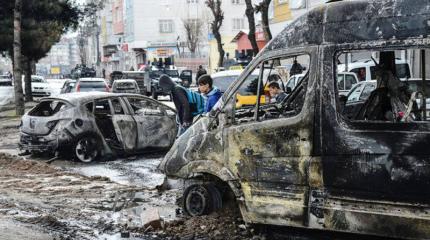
[{"left": 182, "top": 173, "right": 241, "bottom": 215}]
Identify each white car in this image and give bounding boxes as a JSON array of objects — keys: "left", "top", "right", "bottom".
[
  {"left": 46, "top": 78, "right": 67, "bottom": 96},
  {"left": 112, "top": 79, "right": 140, "bottom": 94},
  {"left": 338, "top": 59, "right": 411, "bottom": 81},
  {"left": 22, "top": 75, "right": 51, "bottom": 97}
]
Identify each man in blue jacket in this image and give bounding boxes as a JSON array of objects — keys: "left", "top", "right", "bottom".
[{"left": 198, "top": 75, "right": 222, "bottom": 113}]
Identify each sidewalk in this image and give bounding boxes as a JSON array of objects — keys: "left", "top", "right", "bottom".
[{"left": 0, "top": 102, "right": 37, "bottom": 119}]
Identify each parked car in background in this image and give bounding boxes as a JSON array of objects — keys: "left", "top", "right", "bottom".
[
  {"left": 112, "top": 79, "right": 140, "bottom": 94},
  {"left": 338, "top": 59, "right": 411, "bottom": 81},
  {"left": 285, "top": 73, "right": 306, "bottom": 93},
  {"left": 60, "top": 79, "right": 76, "bottom": 94},
  {"left": 19, "top": 93, "right": 178, "bottom": 162},
  {"left": 337, "top": 72, "right": 359, "bottom": 96},
  {"left": 29, "top": 75, "right": 51, "bottom": 97},
  {"left": 211, "top": 70, "right": 243, "bottom": 93},
  {"left": 74, "top": 78, "right": 110, "bottom": 93},
  {"left": 46, "top": 79, "right": 67, "bottom": 96},
  {"left": 342, "top": 80, "right": 377, "bottom": 119},
  {"left": 121, "top": 71, "right": 145, "bottom": 94},
  {"left": 0, "top": 75, "right": 13, "bottom": 86}
]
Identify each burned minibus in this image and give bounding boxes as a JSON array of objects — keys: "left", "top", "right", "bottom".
[{"left": 159, "top": 0, "right": 430, "bottom": 238}]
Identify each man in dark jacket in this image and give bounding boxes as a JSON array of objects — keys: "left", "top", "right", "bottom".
[
  {"left": 195, "top": 65, "right": 207, "bottom": 83},
  {"left": 159, "top": 75, "right": 193, "bottom": 136}
]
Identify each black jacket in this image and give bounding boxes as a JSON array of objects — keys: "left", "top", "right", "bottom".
[{"left": 172, "top": 86, "right": 193, "bottom": 124}]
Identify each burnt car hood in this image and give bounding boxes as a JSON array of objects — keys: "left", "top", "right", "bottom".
[{"left": 158, "top": 117, "right": 210, "bottom": 177}]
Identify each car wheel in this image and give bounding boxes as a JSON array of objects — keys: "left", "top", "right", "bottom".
[
  {"left": 73, "top": 136, "right": 99, "bottom": 163},
  {"left": 183, "top": 183, "right": 222, "bottom": 216}
]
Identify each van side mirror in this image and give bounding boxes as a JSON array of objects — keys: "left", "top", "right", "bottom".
[{"left": 286, "top": 87, "right": 292, "bottom": 94}]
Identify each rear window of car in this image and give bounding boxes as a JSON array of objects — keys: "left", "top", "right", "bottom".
[
  {"left": 32, "top": 77, "right": 46, "bottom": 83},
  {"left": 28, "top": 100, "right": 71, "bottom": 117},
  {"left": 79, "top": 81, "right": 106, "bottom": 88},
  {"left": 115, "top": 82, "right": 136, "bottom": 89}
]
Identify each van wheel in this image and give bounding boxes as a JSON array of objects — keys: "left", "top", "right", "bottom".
[
  {"left": 73, "top": 135, "right": 99, "bottom": 163},
  {"left": 183, "top": 183, "right": 222, "bottom": 216}
]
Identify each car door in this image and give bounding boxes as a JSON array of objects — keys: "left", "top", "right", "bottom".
[
  {"left": 125, "top": 96, "right": 177, "bottom": 149},
  {"left": 225, "top": 50, "right": 315, "bottom": 227},
  {"left": 110, "top": 97, "right": 138, "bottom": 152}
]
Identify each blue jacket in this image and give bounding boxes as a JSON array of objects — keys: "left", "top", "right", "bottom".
[{"left": 204, "top": 87, "right": 222, "bottom": 113}]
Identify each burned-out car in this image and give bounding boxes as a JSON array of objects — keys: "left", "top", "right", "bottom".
[
  {"left": 160, "top": 0, "right": 430, "bottom": 239},
  {"left": 20, "top": 92, "right": 177, "bottom": 162}
]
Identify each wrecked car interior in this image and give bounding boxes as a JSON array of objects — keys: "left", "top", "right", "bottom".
[{"left": 160, "top": 0, "right": 430, "bottom": 239}]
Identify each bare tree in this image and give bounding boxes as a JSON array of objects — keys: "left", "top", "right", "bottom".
[
  {"left": 255, "top": 0, "right": 272, "bottom": 41},
  {"left": 206, "top": 0, "right": 225, "bottom": 68},
  {"left": 244, "top": 0, "right": 259, "bottom": 56},
  {"left": 13, "top": 0, "right": 24, "bottom": 115},
  {"left": 183, "top": 19, "right": 203, "bottom": 54}
]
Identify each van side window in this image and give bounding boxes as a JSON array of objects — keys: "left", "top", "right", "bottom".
[
  {"left": 337, "top": 49, "right": 429, "bottom": 123},
  {"left": 257, "top": 54, "right": 310, "bottom": 121},
  {"left": 233, "top": 72, "right": 262, "bottom": 124}
]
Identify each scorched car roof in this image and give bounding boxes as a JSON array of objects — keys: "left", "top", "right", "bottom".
[{"left": 265, "top": 0, "right": 430, "bottom": 51}]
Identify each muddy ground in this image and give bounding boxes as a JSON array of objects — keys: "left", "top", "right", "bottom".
[
  {"left": 0, "top": 117, "right": 397, "bottom": 240},
  {"left": 0, "top": 117, "right": 260, "bottom": 240}
]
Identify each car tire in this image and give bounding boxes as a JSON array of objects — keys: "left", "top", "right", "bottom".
[
  {"left": 73, "top": 135, "right": 100, "bottom": 163},
  {"left": 182, "top": 183, "right": 222, "bottom": 216}
]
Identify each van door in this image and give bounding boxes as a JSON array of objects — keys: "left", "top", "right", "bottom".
[
  {"left": 225, "top": 51, "right": 315, "bottom": 227},
  {"left": 317, "top": 48, "right": 430, "bottom": 239},
  {"left": 110, "top": 97, "right": 137, "bottom": 152}
]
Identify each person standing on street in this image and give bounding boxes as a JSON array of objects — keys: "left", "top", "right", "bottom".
[
  {"left": 159, "top": 75, "right": 194, "bottom": 136},
  {"left": 196, "top": 65, "right": 207, "bottom": 83},
  {"left": 198, "top": 75, "right": 222, "bottom": 113}
]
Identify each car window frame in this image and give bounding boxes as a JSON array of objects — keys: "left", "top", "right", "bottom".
[{"left": 123, "top": 96, "right": 168, "bottom": 116}]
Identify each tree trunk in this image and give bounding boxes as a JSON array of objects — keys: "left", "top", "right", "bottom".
[
  {"left": 259, "top": 0, "right": 273, "bottom": 41},
  {"left": 24, "top": 57, "right": 33, "bottom": 102},
  {"left": 13, "top": 0, "right": 25, "bottom": 115},
  {"left": 244, "top": 0, "right": 259, "bottom": 56},
  {"left": 213, "top": 31, "right": 225, "bottom": 68}
]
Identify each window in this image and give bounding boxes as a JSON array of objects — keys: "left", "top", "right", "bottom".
[
  {"left": 94, "top": 99, "right": 111, "bottom": 115},
  {"left": 159, "top": 20, "right": 174, "bottom": 33},
  {"left": 232, "top": 18, "right": 245, "bottom": 30},
  {"left": 232, "top": 54, "right": 310, "bottom": 124},
  {"left": 231, "top": 0, "right": 243, "bottom": 4},
  {"left": 127, "top": 97, "right": 164, "bottom": 116},
  {"left": 345, "top": 75, "right": 357, "bottom": 90},
  {"left": 288, "top": 0, "right": 306, "bottom": 9},
  {"left": 187, "top": 0, "right": 198, "bottom": 3},
  {"left": 337, "top": 49, "right": 429, "bottom": 122},
  {"left": 111, "top": 98, "right": 125, "bottom": 115},
  {"left": 337, "top": 75, "right": 345, "bottom": 90}
]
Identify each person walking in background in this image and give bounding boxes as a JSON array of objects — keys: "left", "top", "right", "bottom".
[
  {"left": 196, "top": 65, "right": 207, "bottom": 83},
  {"left": 198, "top": 75, "right": 222, "bottom": 113}
]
